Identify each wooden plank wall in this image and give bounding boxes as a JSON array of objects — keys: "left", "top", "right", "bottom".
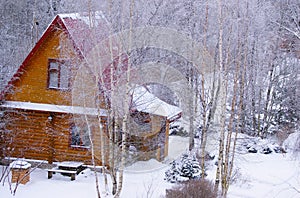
[
  {"left": 2, "top": 109, "right": 107, "bottom": 166},
  {"left": 4, "top": 109, "right": 51, "bottom": 161}
]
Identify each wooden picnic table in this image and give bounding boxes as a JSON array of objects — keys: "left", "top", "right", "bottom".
[
  {"left": 57, "top": 161, "right": 84, "bottom": 174},
  {"left": 47, "top": 161, "right": 85, "bottom": 181}
]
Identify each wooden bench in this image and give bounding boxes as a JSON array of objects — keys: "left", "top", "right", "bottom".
[{"left": 47, "top": 168, "right": 77, "bottom": 181}]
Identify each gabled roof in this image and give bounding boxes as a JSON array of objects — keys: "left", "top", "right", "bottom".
[
  {"left": 0, "top": 12, "right": 109, "bottom": 101},
  {"left": 59, "top": 12, "right": 109, "bottom": 57},
  {"left": 131, "top": 85, "right": 182, "bottom": 121}
]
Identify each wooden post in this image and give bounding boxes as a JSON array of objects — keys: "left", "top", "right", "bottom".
[
  {"left": 165, "top": 119, "right": 169, "bottom": 158},
  {"left": 48, "top": 171, "right": 53, "bottom": 179},
  {"left": 71, "top": 173, "right": 75, "bottom": 181}
]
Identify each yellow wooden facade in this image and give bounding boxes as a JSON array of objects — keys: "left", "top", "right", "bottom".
[{"left": 1, "top": 17, "right": 107, "bottom": 165}]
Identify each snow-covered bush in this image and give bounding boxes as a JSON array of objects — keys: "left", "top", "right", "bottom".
[
  {"left": 165, "top": 152, "right": 201, "bottom": 183},
  {"left": 238, "top": 134, "right": 286, "bottom": 155}
]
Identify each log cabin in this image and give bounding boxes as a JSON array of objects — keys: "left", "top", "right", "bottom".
[{"left": 0, "top": 12, "right": 181, "bottom": 166}]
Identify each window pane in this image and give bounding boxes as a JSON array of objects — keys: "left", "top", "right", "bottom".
[
  {"left": 81, "top": 126, "right": 91, "bottom": 146},
  {"left": 71, "top": 125, "right": 81, "bottom": 146},
  {"left": 49, "top": 71, "right": 58, "bottom": 88},
  {"left": 60, "top": 64, "right": 70, "bottom": 89},
  {"left": 70, "top": 124, "right": 91, "bottom": 147},
  {"left": 49, "top": 61, "right": 59, "bottom": 70}
]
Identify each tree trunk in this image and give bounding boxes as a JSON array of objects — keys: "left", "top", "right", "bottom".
[
  {"left": 214, "top": 0, "right": 226, "bottom": 193},
  {"left": 114, "top": 0, "right": 135, "bottom": 197}
]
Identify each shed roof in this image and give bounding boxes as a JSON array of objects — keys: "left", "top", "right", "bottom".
[{"left": 132, "top": 85, "right": 182, "bottom": 121}]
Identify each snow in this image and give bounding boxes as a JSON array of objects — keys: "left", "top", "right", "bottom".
[
  {"left": 1, "top": 134, "right": 300, "bottom": 198},
  {"left": 132, "top": 85, "right": 182, "bottom": 119},
  {"left": 57, "top": 161, "right": 84, "bottom": 168},
  {"left": 228, "top": 153, "right": 299, "bottom": 198},
  {"left": 9, "top": 160, "right": 31, "bottom": 169},
  {"left": 283, "top": 132, "right": 300, "bottom": 152},
  {"left": 0, "top": 101, "right": 107, "bottom": 116},
  {"left": 59, "top": 11, "right": 107, "bottom": 28}
]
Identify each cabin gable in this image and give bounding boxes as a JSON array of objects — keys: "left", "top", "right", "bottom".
[{"left": 5, "top": 23, "right": 81, "bottom": 106}]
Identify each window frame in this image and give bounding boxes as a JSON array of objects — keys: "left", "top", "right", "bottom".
[
  {"left": 69, "top": 123, "right": 91, "bottom": 149},
  {"left": 47, "top": 59, "right": 71, "bottom": 90}
]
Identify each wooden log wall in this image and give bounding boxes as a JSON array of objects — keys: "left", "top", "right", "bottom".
[{"left": 2, "top": 108, "right": 108, "bottom": 166}]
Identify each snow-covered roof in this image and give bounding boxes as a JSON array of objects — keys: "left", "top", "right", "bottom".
[
  {"left": 9, "top": 160, "right": 31, "bottom": 169},
  {"left": 0, "top": 101, "right": 107, "bottom": 116},
  {"left": 131, "top": 85, "right": 182, "bottom": 120},
  {"left": 58, "top": 11, "right": 107, "bottom": 28}
]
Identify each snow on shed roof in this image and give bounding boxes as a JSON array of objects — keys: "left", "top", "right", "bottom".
[
  {"left": 0, "top": 101, "right": 107, "bottom": 116},
  {"left": 132, "top": 85, "right": 182, "bottom": 120}
]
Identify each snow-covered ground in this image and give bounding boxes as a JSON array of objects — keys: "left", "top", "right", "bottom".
[
  {"left": 1, "top": 134, "right": 299, "bottom": 198},
  {"left": 228, "top": 153, "right": 300, "bottom": 198}
]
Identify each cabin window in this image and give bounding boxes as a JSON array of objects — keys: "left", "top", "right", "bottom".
[
  {"left": 48, "top": 59, "right": 70, "bottom": 90},
  {"left": 130, "top": 110, "right": 151, "bottom": 131},
  {"left": 70, "top": 124, "right": 91, "bottom": 148},
  {"left": 131, "top": 111, "right": 151, "bottom": 124}
]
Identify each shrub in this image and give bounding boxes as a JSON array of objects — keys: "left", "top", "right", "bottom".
[
  {"left": 166, "top": 179, "right": 217, "bottom": 198},
  {"left": 165, "top": 152, "right": 201, "bottom": 183}
]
